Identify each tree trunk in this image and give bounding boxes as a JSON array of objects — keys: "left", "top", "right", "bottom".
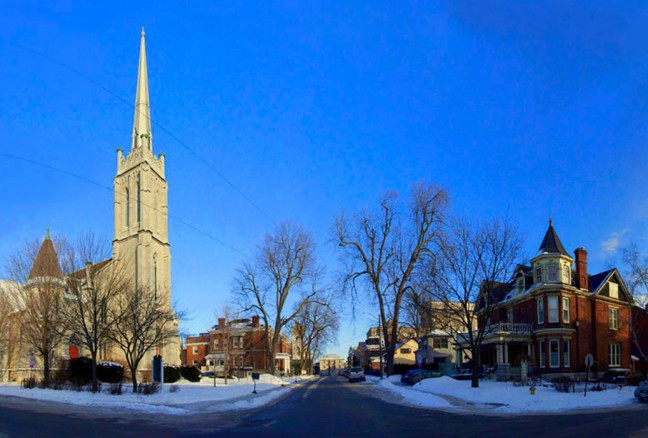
[
  {"left": 131, "top": 371, "right": 138, "bottom": 393},
  {"left": 471, "top": 347, "right": 480, "bottom": 388},
  {"left": 43, "top": 351, "right": 50, "bottom": 388},
  {"left": 91, "top": 351, "right": 98, "bottom": 393}
]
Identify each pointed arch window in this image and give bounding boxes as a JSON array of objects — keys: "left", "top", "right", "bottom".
[
  {"left": 125, "top": 187, "right": 130, "bottom": 227},
  {"left": 136, "top": 181, "right": 141, "bottom": 224}
]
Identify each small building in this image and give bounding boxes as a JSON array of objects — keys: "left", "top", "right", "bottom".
[{"left": 319, "top": 354, "right": 345, "bottom": 375}]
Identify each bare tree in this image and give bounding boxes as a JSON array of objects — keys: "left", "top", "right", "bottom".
[
  {"left": 291, "top": 292, "right": 339, "bottom": 375},
  {"left": 334, "top": 181, "right": 448, "bottom": 375},
  {"left": 108, "top": 285, "right": 177, "bottom": 392},
  {"left": 429, "top": 217, "right": 523, "bottom": 388},
  {"left": 0, "top": 282, "right": 16, "bottom": 381},
  {"left": 5, "top": 235, "right": 69, "bottom": 387},
  {"left": 212, "top": 303, "right": 235, "bottom": 385},
  {"left": 620, "top": 244, "right": 648, "bottom": 361},
  {"left": 233, "top": 221, "right": 322, "bottom": 375},
  {"left": 59, "top": 234, "right": 128, "bottom": 392}
]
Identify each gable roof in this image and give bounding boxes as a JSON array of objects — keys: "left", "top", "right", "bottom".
[
  {"left": 588, "top": 269, "right": 614, "bottom": 294},
  {"left": 68, "top": 258, "right": 112, "bottom": 280},
  {"left": 537, "top": 220, "right": 570, "bottom": 257},
  {"left": 28, "top": 237, "right": 63, "bottom": 280}
]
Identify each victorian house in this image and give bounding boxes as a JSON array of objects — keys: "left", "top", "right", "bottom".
[{"left": 474, "top": 220, "right": 633, "bottom": 379}]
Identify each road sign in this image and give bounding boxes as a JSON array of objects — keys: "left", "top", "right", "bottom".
[
  {"left": 585, "top": 354, "right": 594, "bottom": 367},
  {"left": 252, "top": 373, "right": 260, "bottom": 380}
]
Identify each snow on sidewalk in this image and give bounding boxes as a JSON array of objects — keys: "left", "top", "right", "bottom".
[
  {"left": 0, "top": 374, "right": 311, "bottom": 415},
  {"left": 375, "top": 375, "right": 637, "bottom": 414}
]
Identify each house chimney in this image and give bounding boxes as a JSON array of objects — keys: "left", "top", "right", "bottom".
[
  {"left": 252, "top": 315, "right": 260, "bottom": 327},
  {"left": 574, "top": 247, "right": 588, "bottom": 290},
  {"left": 218, "top": 318, "right": 225, "bottom": 329}
]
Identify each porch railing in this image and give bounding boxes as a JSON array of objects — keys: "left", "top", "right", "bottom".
[{"left": 487, "top": 322, "right": 533, "bottom": 335}]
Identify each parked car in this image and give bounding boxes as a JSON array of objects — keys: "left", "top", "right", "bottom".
[
  {"left": 202, "top": 372, "right": 216, "bottom": 378},
  {"left": 635, "top": 382, "right": 648, "bottom": 402},
  {"left": 603, "top": 369, "right": 629, "bottom": 384},
  {"left": 450, "top": 369, "right": 475, "bottom": 380},
  {"left": 348, "top": 367, "right": 366, "bottom": 383},
  {"left": 400, "top": 369, "right": 441, "bottom": 386}
]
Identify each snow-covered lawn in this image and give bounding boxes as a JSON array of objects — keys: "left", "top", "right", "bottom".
[
  {"left": 375, "top": 375, "right": 639, "bottom": 414},
  {"left": 0, "top": 374, "right": 313, "bottom": 415}
]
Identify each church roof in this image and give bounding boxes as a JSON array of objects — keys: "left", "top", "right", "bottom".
[
  {"left": 537, "top": 219, "right": 570, "bottom": 257},
  {"left": 28, "top": 233, "right": 63, "bottom": 280}
]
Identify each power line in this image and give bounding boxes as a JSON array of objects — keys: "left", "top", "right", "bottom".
[
  {"left": 1, "top": 38, "right": 276, "bottom": 225},
  {"left": 0, "top": 152, "right": 252, "bottom": 260}
]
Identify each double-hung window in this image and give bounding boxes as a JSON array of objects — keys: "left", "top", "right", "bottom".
[
  {"left": 609, "top": 343, "right": 621, "bottom": 367},
  {"left": 562, "top": 297, "right": 570, "bottom": 323},
  {"left": 549, "top": 339, "right": 560, "bottom": 368},
  {"left": 548, "top": 296, "right": 559, "bottom": 323},
  {"left": 539, "top": 341, "right": 546, "bottom": 368},
  {"left": 548, "top": 264, "right": 558, "bottom": 282},
  {"left": 537, "top": 298, "right": 545, "bottom": 324},
  {"left": 535, "top": 266, "right": 542, "bottom": 284},
  {"left": 563, "top": 340, "right": 571, "bottom": 368},
  {"left": 433, "top": 338, "right": 448, "bottom": 349},
  {"left": 609, "top": 307, "right": 619, "bottom": 330}
]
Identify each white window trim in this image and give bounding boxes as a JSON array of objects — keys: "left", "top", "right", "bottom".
[
  {"left": 609, "top": 307, "right": 619, "bottom": 331},
  {"left": 537, "top": 297, "right": 544, "bottom": 325},
  {"left": 609, "top": 343, "right": 621, "bottom": 367},
  {"left": 562, "top": 297, "right": 570, "bottom": 323},
  {"left": 193, "top": 346, "right": 198, "bottom": 354},
  {"left": 548, "top": 295, "right": 559, "bottom": 323},
  {"left": 563, "top": 340, "right": 571, "bottom": 368},
  {"left": 548, "top": 264, "right": 558, "bottom": 282},
  {"left": 549, "top": 339, "right": 560, "bottom": 368}
]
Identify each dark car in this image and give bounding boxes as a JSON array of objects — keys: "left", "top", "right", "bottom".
[
  {"left": 400, "top": 369, "right": 441, "bottom": 386},
  {"left": 202, "top": 371, "right": 216, "bottom": 378}
]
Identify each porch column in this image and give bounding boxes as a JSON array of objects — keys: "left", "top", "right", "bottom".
[
  {"left": 504, "top": 342, "right": 509, "bottom": 364},
  {"left": 496, "top": 343, "right": 504, "bottom": 364}
]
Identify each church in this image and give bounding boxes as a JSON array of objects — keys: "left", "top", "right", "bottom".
[{"left": 0, "top": 29, "right": 181, "bottom": 382}]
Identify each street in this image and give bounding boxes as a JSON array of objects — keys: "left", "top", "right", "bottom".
[{"left": 2, "top": 376, "right": 648, "bottom": 437}]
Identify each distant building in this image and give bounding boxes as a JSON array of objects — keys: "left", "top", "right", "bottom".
[
  {"left": 185, "top": 316, "right": 293, "bottom": 377},
  {"left": 319, "top": 354, "right": 345, "bottom": 374}
]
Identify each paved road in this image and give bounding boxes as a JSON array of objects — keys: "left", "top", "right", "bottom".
[{"left": 2, "top": 376, "right": 648, "bottom": 437}]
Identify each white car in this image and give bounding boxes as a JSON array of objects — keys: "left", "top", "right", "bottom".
[{"left": 348, "top": 367, "right": 366, "bottom": 383}]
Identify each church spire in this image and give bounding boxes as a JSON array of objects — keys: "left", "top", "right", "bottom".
[{"left": 131, "top": 27, "right": 152, "bottom": 152}]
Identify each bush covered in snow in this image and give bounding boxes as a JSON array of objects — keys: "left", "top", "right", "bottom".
[
  {"left": 68, "top": 358, "right": 124, "bottom": 384},
  {"left": 551, "top": 376, "right": 574, "bottom": 393},
  {"left": 164, "top": 365, "right": 181, "bottom": 383},
  {"left": 180, "top": 365, "right": 201, "bottom": 382},
  {"left": 98, "top": 361, "right": 124, "bottom": 383}
]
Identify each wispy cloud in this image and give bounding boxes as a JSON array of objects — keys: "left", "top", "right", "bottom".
[{"left": 602, "top": 229, "right": 630, "bottom": 255}]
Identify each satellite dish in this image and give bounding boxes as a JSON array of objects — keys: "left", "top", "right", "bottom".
[{"left": 585, "top": 353, "right": 594, "bottom": 367}]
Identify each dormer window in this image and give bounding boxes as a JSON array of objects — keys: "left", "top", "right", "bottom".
[
  {"left": 535, "top": 267, "right": 542, "bottom": 284},
  {"left": 548, "top": 264, "right": 558, "bottom": 282},
  {"left": 517, "top": 278, "right": 524, "bottom": 293}
]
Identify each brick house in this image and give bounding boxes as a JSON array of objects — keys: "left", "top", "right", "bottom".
[
  {"left": 185, "top": 316, "right": 293, "bottom": 377},
  {"left": 471, "top": 220, "right": 634, "bottom": 379}
]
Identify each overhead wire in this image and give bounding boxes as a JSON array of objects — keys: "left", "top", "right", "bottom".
[
  {"left": 0, "top": 152, "right": 252, "bottom": 260},
  {"left": 0, "top": 38, "right": 276, "bottom": 225}
]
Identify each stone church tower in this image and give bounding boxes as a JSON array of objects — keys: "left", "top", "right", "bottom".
[{"left": 113, "top": 29, "right": 179, "bottom": 364}]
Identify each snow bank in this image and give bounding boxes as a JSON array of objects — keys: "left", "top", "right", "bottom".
[
  {"left": 0, "top": 375, "right": 293, "bottom": 415},
  {"left": 376, "top": 375, "right": 637, "bottom": 414}
]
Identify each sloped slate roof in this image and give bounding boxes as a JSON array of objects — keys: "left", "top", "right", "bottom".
[
  {"left": 538, "top": 222, "right": 570, "bottom": 256},
  {"left": 68, "top": 258, "right": 112, "bottom": 280},
  {"left": 28, "top": 237, "right": 63, "bottom": 280},
  {"left": 588, "top": 269, "right": 614, "bottom": 293}
]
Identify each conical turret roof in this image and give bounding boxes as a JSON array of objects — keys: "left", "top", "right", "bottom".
[
  {"left": 28, "top": 232, "right": 63, "bottom": 280},
  {"left": 537, "top": 218, "right": 569, "bottom": 257}
]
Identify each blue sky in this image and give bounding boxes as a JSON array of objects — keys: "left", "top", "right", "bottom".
[{"left": 2, "top": 1, "right": 648, "bottom": 357}]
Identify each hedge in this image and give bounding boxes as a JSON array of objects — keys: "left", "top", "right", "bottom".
[
  {"left": 164, "top": 365, "right": 181, "bottom": 383},
  {"left": 180, "top": 365, "right": 201, "bottom": 382}
]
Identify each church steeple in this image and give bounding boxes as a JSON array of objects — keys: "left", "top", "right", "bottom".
[{"left": 132, "top": 27, "right": 152, "bottom": 151}]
